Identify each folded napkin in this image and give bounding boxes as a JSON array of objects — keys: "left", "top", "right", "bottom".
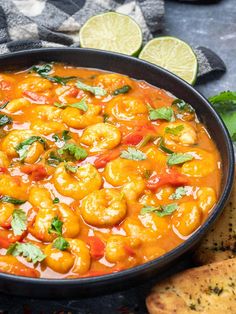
[{"left": 0, "top": 0, "right": 226, "bottom": 80}]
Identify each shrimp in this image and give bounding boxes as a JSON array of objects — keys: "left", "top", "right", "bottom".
[
  {"left": 2, "top": 130, "right": 45, "bottom": 163},
  {"left": 197, "top": 187, "right": 216, "bottom": 214},
  {"left": 0, "top": 174, "right": 29, "bottom": 199},
  {"left": 94, "top": 73, "right": 133, "bottom": 94},
  {"left": 0, "top": 151, "right": 10, "bottom": 168},
  {"left": 28, "top": 187, "right": 53, "bottom": 208},
  {"left": 162, "top": 122, "right": 197, "bottom": 146},
  {"left": 80, "top": 123, "right": 121, "bottom": 152},
  {"left": 80, "top": 189, "right": 127, "bottom": 227},
  {"left": 105, "top": 95, "right": 148, "bottom": 121},
  {"left": 172, "top": 201, "right": 202, "bottom": 236},
  {"left": 61, "top": 104, "right": 103, "bottom": 129},
  {"left": 29, "top": 203, "right": 80, "bottom": 242},
  {"left": 0, "top": 203, "right": 15, "bottom": 228},
  {"left": 122, "top": 178, "right": 146, "bottom": 203},
  {"left": 17, "top": 76, "right": 53, "bottom": 93},
  {"left": 5, "top": 98, "right": 30, "bottom": 113},
  {"left": 45, "top": 239, "right": 91, "bottom": 275},
  {"left": 104, "top": 157, "right": 151, "bottom": 186},
  {"left": 31, "top": 105, "right": 65, "bottom": 135},
  {"left": 181, "top": 148, "right": 217, "bottom": 177},
  {"left": 53, "top": 163, "right": 102, "bottom": 200}
]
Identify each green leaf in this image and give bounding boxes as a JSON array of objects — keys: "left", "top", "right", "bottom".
[
  {"left": 58, "top": 143, "right": 88, "bottom": 161},
  {"left": 7, "top": 242, "right": 46, "bottom": 264},
  {"left": 53, "top": 237, "right": 69, "bottom": 251},
  {"left": 140, "top": 203, "right": 178, "bottom": 217},
  {"left": 48, "top": 216, "right": 63, "bottom": 236},
  {"left": 47, "top": 76, "right": 76, "bottom": 85},
  {"left": 167, "top": 153, "right": 193, "bottom": 166},
  {"left": 52, "top": 130, "right": 71, "bottom": 145},
  {"left": 69, "top": 97, "right": 88, "bottom": 112},
  {"left": 76, "top": 80, "right": 107, "bottom": 96},
  {"left": 31, "top": 64, "right": 52, "bottom": 76},
  {"left": 165, "top": 125, "right": 184, "bottom": 136},
  {"left": 169, "top": 187, "right": 187, "bottom": 200},
  {"left": 0, "top": 196, "right": 26, "bottom": 205},
  {"left": 159, "top": 138, "right": 174, "bottom": 154},
  {"left": 64, "top": 163, "right": 78, "bottom": 173},
  {"left": 0, "top": 101, "right": 9, "bottom": 110},
  {"left": 149, "top": 107, "right": 175, "bottom": 122},
  {"left": 120, "top": 147, "right": 147, "bottom": 161},
  {"left": 0, "top": 114, "right": 12, "bottom": 126},
  {"left": 53, "top": 197, "right": 60, "bottom": 204},
  {"left": 47, "top": 151, "right": 64, "bottom": 166},
  {"left": 15, "top": 136, "right": 47, "bottom": 161},
  {"left": 54, "top": 102, "right": 66, "bottom": 108},
  {"left": 172, "top": 99, "right": 194, "bottom": 113},
  {"left": 11, "top": 209, "right": 27, "bottom": 236},
  {"left": 103, "top": 113, "right": 109, "bottom": 122},
  {"left": 113, "top": 85, "right": 131, "bottom": 95},
  {"left": 209, "top": 91, "right": 236, "bottom": 114}
]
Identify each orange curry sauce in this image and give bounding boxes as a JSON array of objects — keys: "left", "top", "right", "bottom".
[{"left": 0, "top": 63, "right": 221, "bottom": 279}]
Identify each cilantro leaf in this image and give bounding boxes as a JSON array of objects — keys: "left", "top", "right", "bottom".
[
  {"left": 113, "top": 85, "right": 131, "bottom": 95},
  {"left": 167, "top": 153, "right": 193, "bottom": 166},
  {"left": 149, "top": 107, "right": 175, "bottom": 122},
  {"left": 47, "top": 151, "right": 64, "bottom": 166},
  {"left": 53, "top": 237, "right": 69, "bottom": 251},
  {"left": 120, "top": 147, "right": 147, "bottom": 161},
  {"left": 76, "top": 80, "right": 107, "bottom": 96},
  {"left": 140, "top": 203, "right": 178, "bottom": 217},
  {"left": 172, "top": 99, "right": 194, "bottom": 113},
  {"left": 47, "top": 76, "right": 76, "bottom": 85},
  {"left": 48, "top": 216, "right": 63, "bottom": 236},
  {"left": 54, "top": 102, "right": 66, "bottom": 108},
  {"left": 165, "top": 125, "right": 184, "bottom": 136},
  {"left": 0, "top": 114, "right": 12, "bottom": 126},
  {"left": 7, "top": 242, "right": 46, "bottom": 264},
  {"left": 64, "top": 163, "right": 78, "bottom": 173},
  {"left": 0, "top": 101, "right": 9, "bottom": 110},
  {"left": 31, "top": 64, "right": 52, "bottom": 76},
  {"left": 137, "top": 135, "right": 156, "bottom": 149},
  {"left": 169, "top": 187, "right": 187, "bottom": 200},
  {"left": 58, "top": 143, "right": 88, "bottom": 161},
  {"left": 69, "top": 97, "right": 88, "bottom": 112},
  {"left": 11, "top": 209, "right": 27, "bottom": 236},
  {"left": 0, "top": 196, "right": 25, "bottom": 205},
  {"left": 15, "top": 136, "right": 47, "bottom": 161},
  {"left": 52, "top": 130, "right": 71, "bottom": 147}
]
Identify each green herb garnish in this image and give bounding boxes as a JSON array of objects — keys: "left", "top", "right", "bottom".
[
  {"left": 120, "top": 147, "right": 147, "bottom": 161},
  {"left": 7, "top": 242, "right": 46, "bottom": 264},
  {"left": 11, "top": 209, "right": 27, "bottom": 236},
  {"left": 165, "top": 125, "right": 184, "bottom": 136},
  {"left": 31, "top": 64, "right": 52, "bottom": 76},
  {"left": 15, "top": 136, "right": 47, "bottom": 161},
  {"left": 64, "top": 163, "right": 78, "bottom": 173},
  {"left": 69, "top": 97, "right": 88, "bottom": 112},
  {"left": 113, "top": 85, "right": 131, "bottom": 95},
  {"left": 103, "top": 113, "right": 109, "bottom": 122},
  {"left": 0, "top": 114, "right": 12, "bottom": 126},
  {"left": 0, "top": 196, "right": 26, "bottom": 205},
  {"left": 209, "top": 91, "right": 236, "bottom": 140},
  {"left": 167, "top": 153, "right": 193, "bottom": 166},
  {"left": 0, "top": 101, "right": 9, "bottom": 110},
  {"left": 159, "top": 138, "right": 174, "bottom": 154},
  {"left": 76, "top": 80, "right": 107, "bottom": 96},
  {"left": 53, "top": 197, "right": 60, "bottom": 204},
  {"left": 149, "top": 107, "right": 175, "bottom": 122},
  {"left": 48, "top": 216, "right": 63, "bottom": 236},
  {"left": 140, "top": 203, "right": 178, "bottom": 217},
  {"left": 53, "top": 237, "right": 69, "bottom": 251},
  {"left": 137, "top": 135, "right": 156, "bottom": 149},
  {"left": 52, "top": 130, "right": 71, "bottom": 145},
  {"left": 172, "top": 98, "right": 194, "bottom": 113},
  {"left": 58, "top": 143, "right": 88, "bottom": 161},
  {"left": 169, "top": 187, "right": 187, "bottom": 200}
]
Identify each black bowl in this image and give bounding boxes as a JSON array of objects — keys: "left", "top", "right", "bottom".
[{"left": 0, "top": 48, "right": 234, "bottom": 298}]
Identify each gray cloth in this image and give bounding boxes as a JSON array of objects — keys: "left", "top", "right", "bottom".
[{"left": 0, "top": 0, "right": 226, "bottom": 80}]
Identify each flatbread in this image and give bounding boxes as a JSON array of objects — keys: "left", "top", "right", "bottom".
[
  {"left": 146, "top": 258, "right": 236, "bottom": 314},
  {"left": 194, "top": 173, "right": 236, "bottom": 265}
]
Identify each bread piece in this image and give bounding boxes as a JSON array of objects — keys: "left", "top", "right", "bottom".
[
  {"left": 146, "top": 258, "right": 236, "bottom": 314},
  {"left": 194, "top": 175, "right": 236, "bottom": 265}
]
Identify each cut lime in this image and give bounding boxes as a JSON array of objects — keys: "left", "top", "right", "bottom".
[
  {"left": 79, "top": 12, "right": 142, "bottom": 56},
  {"left": 139, "top": 37, "right": 198, "bottom": 85}
]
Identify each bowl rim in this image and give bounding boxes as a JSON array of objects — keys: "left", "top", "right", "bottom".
[{"left": 0, "top": 47, "right": 234, "bottom": 286}]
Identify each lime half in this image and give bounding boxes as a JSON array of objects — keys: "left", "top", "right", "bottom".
[
  {"left": 139, "top": 37, "right": 198, "bottom": 84},
  {"left": 79, "top": 12, "right": 142, "bottom": 56}
]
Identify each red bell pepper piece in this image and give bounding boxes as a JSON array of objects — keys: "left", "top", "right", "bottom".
[
  {"left": 21, "top": 164, "right": 48, "bottom": 181},
  {"left": 147, "top": 170, "right": 189, "bottom": 190},
  {"left": 94, "top": 148, "right": 121, "bottom": 168},
  {"left": 122, "top": 133, "right": 143, "bottom": 145},
  {"left": 87, "top": 236, "right": 105, "bottom": 260}
]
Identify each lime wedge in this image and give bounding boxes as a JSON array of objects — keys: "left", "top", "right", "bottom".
[
  {"left": 139, "top": 37, "right": 198, "bottom": 85},
  {"left": 79, "top": 12, "right": 142, "bottom": 56}
]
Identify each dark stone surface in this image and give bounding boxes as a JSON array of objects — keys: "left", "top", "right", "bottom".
[{"left": 0, "top": 0, "right": 235, "bottom": 313}]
